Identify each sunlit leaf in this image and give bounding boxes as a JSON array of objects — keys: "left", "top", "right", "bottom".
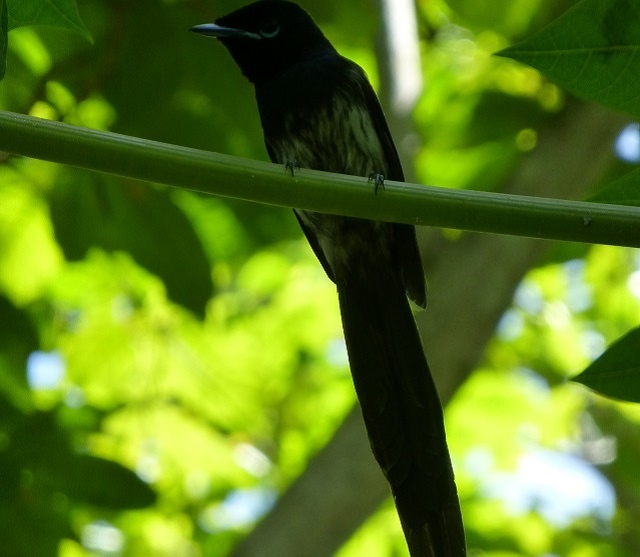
[
  {"left": 573, "top": 327, "right": 640, "bottom": 402},
  {"left": 0, "top": 176, "right": 63, "bottom": 304},
  {"left": 497, "top": 0, "right": 640, "bottom": 117},
  {"left": 7, "top": 0, "right": 90, "bottom": 39}
]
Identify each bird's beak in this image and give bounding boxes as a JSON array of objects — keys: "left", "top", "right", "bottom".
[{"left": 190, "top": 23, "right": 261, "bottom": 40}]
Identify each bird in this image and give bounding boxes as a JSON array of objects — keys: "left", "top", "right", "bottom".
[{"left": 191, "top": 2, "right": 466, "bottom": 555}]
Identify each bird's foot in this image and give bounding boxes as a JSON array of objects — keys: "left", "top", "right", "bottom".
[
  {"left": 285, "top": 159, "right": 300, "bottom": 176},
  {"left": 368, "top": 171, "right": 385, "bottom": 195}
]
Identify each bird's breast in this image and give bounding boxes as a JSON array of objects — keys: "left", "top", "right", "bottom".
[
  {"left": 259, "top": 72, "right": 393, "bottom": 277},
  {"left": 266, "top": 91, "right": 387, "bottom": 178}
]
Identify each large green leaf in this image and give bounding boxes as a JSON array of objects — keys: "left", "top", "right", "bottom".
[
  {"left": 0, "top": 0, "right": 6, "bottom": 79},
  {"left": 55, "top": 454, "right": 157, "bottom": 509},
  {"left": 7, "top": 0, "right": 90, "bottom": 38},
  {"left": 2, "top": 407, "right": 155, "bottom": 556},
  {"left": 572, "top": 327, "right": 640, "bottom": 402},
  {"left": 497, "top": 0, "right": 640, "bottom": 117},
  {"left": 588, "top": 168, "right": 640, "bottom": 206},
  {"left": 0, "top": 296, "right": 37, "bottom": 407},
  {"left": 48, "top": 174, "right": 214, "bottom": 317},
  {"left": 15, "top": 410, "right": 156, "bottom": 509}
]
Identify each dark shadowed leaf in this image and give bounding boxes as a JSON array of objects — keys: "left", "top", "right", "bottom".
[
  {"left": 588, "top": 168, "right": 640, "bottom": 206},
  {"left": 7, "top": 0, "right": 90, "bottom": 39},
  {"left": 0, "top": 0, "right": 6, "bottom": 79},
  {"left": 15, "top": 410, "right": 156, "bottom": 509},
  {"left": 573, "top": 327, "right": 640, "bottom": 402},
  {"left": 0, "top": 295, "right": 38, "bottom": 403},
  {"left": 48, "top": 174, "right": 213, "bottom": 317},
  {"left": 497, "top": 0, "right": 640, "bottom": 117}
]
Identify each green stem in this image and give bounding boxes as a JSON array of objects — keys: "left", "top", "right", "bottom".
[{"left": 1, "top": 110, "right": 639, "bottom": 247}]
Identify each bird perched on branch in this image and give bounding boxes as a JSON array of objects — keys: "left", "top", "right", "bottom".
[{"left": 192, "top": 2, "right": 465, "bottom": 554}]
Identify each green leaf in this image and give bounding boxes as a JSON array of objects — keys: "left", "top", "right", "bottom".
[
  {"left": 7, "top": 0, "right": 90, "bottom": 39},
  {"left": 572, "top": 327, "right": 640, "bottom": 402},
  {"left": 588, "top": 168, "right": 640, "bottom": 206},
  {"left": 496, "top": 0, "right": 640, "bottom": 117},
  {"left": 48, "top": 175, "right": 214, "bottom": 317},
  {"left": 0, "top": 296, "right": 38, "bottom": 407},
  {"left": 14, "top": 410, "right": 156, "bottom": 509},
  {"left": 0, "top": 0, "right": 6, "bottom": 80},
  {"left": 58, "top": 454, "right": 157, "bottom": 509},
  {"left": 447, "top": 0, "right": 544, "bottom": 37}
]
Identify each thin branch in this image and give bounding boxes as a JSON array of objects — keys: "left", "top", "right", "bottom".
[{"left": 0, "top": 110, "right": 638, "bottom": 247}]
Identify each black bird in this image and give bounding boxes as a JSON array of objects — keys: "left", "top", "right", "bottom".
[{"left": 192, "top": 2, "right": 465, "bottom": 555}]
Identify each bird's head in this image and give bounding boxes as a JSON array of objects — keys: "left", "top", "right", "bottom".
[{"left": 191, "top": 0, "right": 336, "bottom": 84}]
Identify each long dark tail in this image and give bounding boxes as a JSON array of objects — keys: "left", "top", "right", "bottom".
[{"left": 336, "top": 263, "right": 466, "bottom": 557}]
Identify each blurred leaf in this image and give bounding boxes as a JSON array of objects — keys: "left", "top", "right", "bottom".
[
  {"left": 589, "top": 403, "right": 640, "bottom": 537},
  {"left": 447, "top": 0, "right": 544, "bottom": 37},
  {"left": 7, "top": 0, "right": 90, "bottom": 40},
  {"left": 573, "top": 327, "right": 640, "bottom": 402},
  {"left": 0, "top": 295, "right": 37, "bottom": 407},
  {"left": 0, "top": 0, "right": 7, "bottom": 79},
  {"left": 0, "top": 405, "right": 154, "bottom": 556},
  {"left": 0, "top": 450, "right": 20, "bottom": 501},
  {"left": 497, "top": 0, "right": 640, "bottom": 117},
  {"left": 48, "top": 175, "right": 213, "bottom": 316},
  {"left": 0, "top": 404, "right": 72, "bottom": 557},
  {"left": 542, "top": 242, "right": 590, "bottom": 266},
  {"left": 588, "top": 168, "right": 640, "bottom": 206},
  {"left": 15, "top": 410, "right": 156, "bottom": 509},
  {"left": 0, "top": 491, "right": 71, "bottom": 557},
  {"left": 58, "top": 454, "right": 156, "bottom": 509},
  {"left": 0, "top": 174, "right": 63, "bottom": 304}
]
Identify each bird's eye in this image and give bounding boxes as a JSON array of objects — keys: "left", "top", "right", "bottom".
[{"left": 259, "top": 19, "right": 280, "bottom": 38}]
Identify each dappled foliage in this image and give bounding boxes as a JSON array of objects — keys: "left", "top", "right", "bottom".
[{"left": 1, "top": 0, "right": 639, "bottom": 556}]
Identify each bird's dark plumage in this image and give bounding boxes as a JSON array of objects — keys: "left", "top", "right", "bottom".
[{"left": 192, "top": 2, "right": 465, "bottom": 555}]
